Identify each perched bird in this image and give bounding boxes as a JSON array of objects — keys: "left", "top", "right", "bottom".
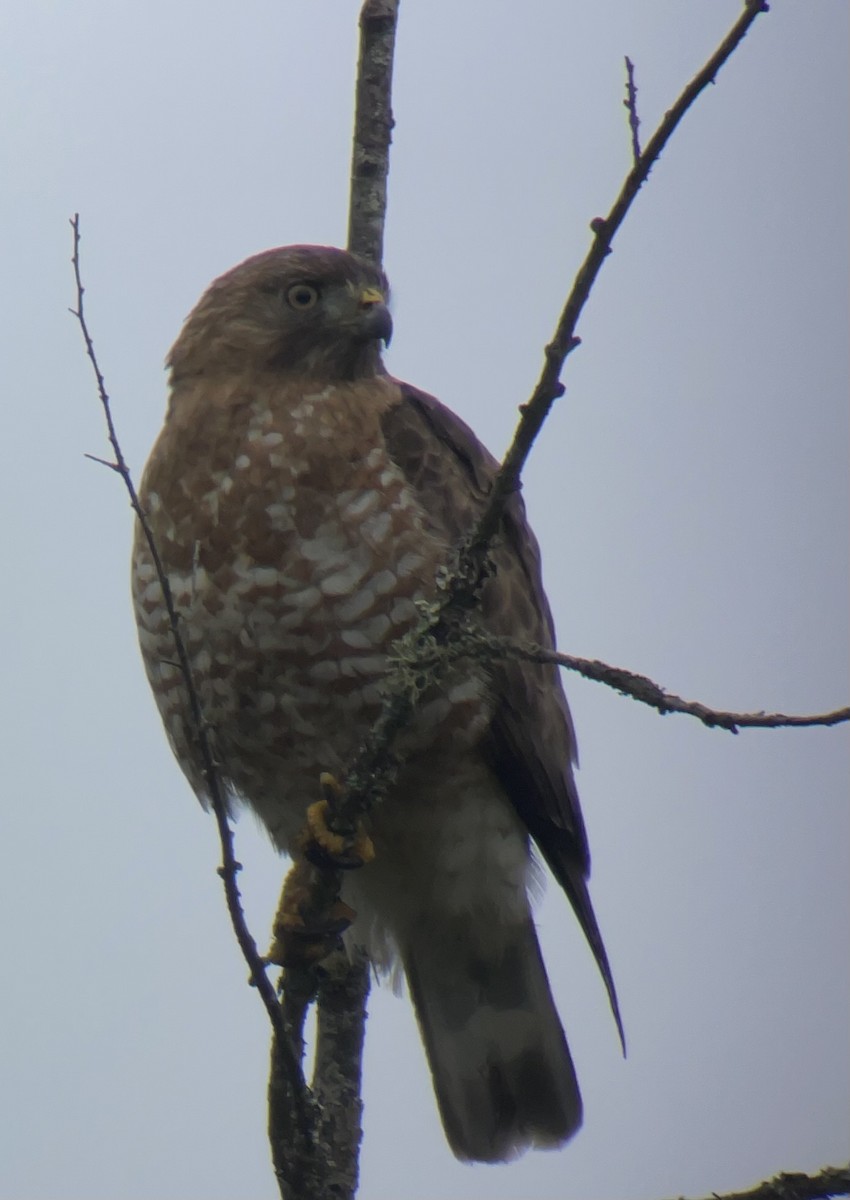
[{"left": 132, "top": 244, "right": 621, "bottom": 1163}]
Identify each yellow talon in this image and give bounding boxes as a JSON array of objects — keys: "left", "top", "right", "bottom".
[
  {"left": 301, "top": 777, "right": 376, "bottom": 869},
  {"left": 319, "top": 771, "right": 344, "bottom": 800},
  {"left": 265, "top": 775, "right": 376, "bottom": 967},
  {"left": 267, "top": 858, "right": 358, "bottom": 967},
  {"left": 305, "top": 798, "right": 349, "bottom": 859}
]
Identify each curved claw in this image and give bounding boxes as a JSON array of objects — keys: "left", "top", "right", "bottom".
[
  {"left": 300, "top": 782, "right": 376, "bottom": 870},
  {"left": 267, "top": 858, "right": 358, "bottom": 968}
]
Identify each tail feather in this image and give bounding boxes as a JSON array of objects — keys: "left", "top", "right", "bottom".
[{"left": 403, "top": 918, "right": 582, "bottom": 1163}]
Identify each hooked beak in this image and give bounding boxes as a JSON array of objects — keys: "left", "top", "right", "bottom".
[{"left": 357, "top": 286, "right": 393, "bottom": 347}]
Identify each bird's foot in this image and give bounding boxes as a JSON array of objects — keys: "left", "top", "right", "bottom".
[
  {"left": 299, "top": 774, "right": 375, "bottom": 870},
  {"left": 267, "top": 858, "right": 357, "bottom": 968},
  {"left": 266, "top": 776, "right": 374, "bottom": 968}
]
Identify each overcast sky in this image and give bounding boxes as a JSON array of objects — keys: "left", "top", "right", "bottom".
[{"left": 1, "top": 2, "right": 847, "bottom": 1199}]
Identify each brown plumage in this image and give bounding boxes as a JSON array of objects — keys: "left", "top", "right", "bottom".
[{"left": 132, "top": 244, "right": 621, "bottom": 1162}]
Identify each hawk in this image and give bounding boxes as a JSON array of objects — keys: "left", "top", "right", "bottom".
[{"left": 132, "top": 245, "right": 621, "bottom": 1163}]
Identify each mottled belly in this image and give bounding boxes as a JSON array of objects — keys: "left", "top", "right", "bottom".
[{"left": 132, "top": 453, "right": 486, "bottom": 849}]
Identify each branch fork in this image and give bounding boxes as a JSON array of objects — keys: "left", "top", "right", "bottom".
[{"left": 72, "top": 2, "right": 846, "bottom": 1197}]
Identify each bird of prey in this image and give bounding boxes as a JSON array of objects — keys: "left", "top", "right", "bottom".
[{"left": 132, "top": 244, "right": 621, "bottom": 1163}]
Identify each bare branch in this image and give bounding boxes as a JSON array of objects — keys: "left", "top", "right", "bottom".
[
  {"left": 311, "top": 951, "right": 370, "bottom": 1195},
  {"left": 624, "top": 55, "right": 642, "bottom": 164},
  {"left": 669, "top": 1163, "right": 850, "bottom": 1200},
  {"left": 544, "top": 654, "right": 850, "bottom": 733},
  {"left": 328, "top": 0, "right": 774, "bottom": 835},
  {"left": 75, "top": 4, "right": 845, "bottom": 1195},
  {"left": 446, "top": 632, "right": 850, "bottom": 734},
  {"left": 69, "top": 215, "right": 309, "bottom": 1140},
  {"left": 270, "top": 2, "right": 402, "bottom": 1194},
  {"left": 347, "top": 0, "right": 399, "bottom": 267},
  {"left": 466, "top": 1, "right": 770, "bottom": 566}
]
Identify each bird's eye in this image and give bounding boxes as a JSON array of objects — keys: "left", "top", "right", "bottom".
[{"left": 286, "top": 283, "right": 320, "bottom": 310}]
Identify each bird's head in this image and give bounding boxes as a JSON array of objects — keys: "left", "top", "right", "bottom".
[{"left": 167, "top": 245, "right": 393, "bottom": 384}]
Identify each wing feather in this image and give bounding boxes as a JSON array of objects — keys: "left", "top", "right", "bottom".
[{"left": 381, "top": 382, "right": 624, "bottom": 1049}]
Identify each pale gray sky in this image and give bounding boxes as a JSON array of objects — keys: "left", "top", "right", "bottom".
[{"left": 1, "top": 3, "right": 847, "bottom": 1199}]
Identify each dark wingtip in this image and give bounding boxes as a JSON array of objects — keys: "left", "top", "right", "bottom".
[
  {"left": 586, "top": 905, "right": 627, "bottom": 1056},
  {"left": 609, "top": 972, "right": 628, "bottom": 1058},
  {"left": 556, "top": 859, "right": 627, "bottom": 1055}
]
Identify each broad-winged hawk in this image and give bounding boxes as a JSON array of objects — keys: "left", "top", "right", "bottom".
[{"left": 132, "top": 245, "right": 620, "bottom": 1162}]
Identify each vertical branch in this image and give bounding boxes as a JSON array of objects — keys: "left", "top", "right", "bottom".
[
  {"left": 268, "top": 965, "right": 322, "bottom": 1197},
  {"left": 268, "top": 1028, "right": 314, "bottom": 1198},
  {"left": 303, "top": 0, "right": 399, "bottom": 1186},
  {"left": 311, "top": 950, "right": 371, "bottom": 1197},
  {"left": 271, "top": 3, "right": 401, "bottom": 1196},
  {"left": 624, "top": 56, "right": 642, "bottom": 164},
  {"left": 347, "top": 0, "right": 400, "bottom": 267},
  {"left": 71, "top": 212, "right": 311, "bottom": 1196}
]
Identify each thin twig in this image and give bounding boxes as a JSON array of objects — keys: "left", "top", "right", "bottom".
[
  {"left": 329, "top": 0, "right": 773, "bottom": 831},
  {"left": 466, "top": 0, "right": 770, "bottom": 567},
  {"left": 544, "top": 655, "right": 850, "bottom": 732},
  {"left": 624, "top": 56, "right": 642, "bottom": 163},
  {"left": 669, "top": 1163, "right": 850, "bottom": 1200},
  {"left": 443, "top": 632, "right": 850, "bottom": 734},
  {"left": 69, "top": 215, "right": 309, "bottom": 1136}
]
